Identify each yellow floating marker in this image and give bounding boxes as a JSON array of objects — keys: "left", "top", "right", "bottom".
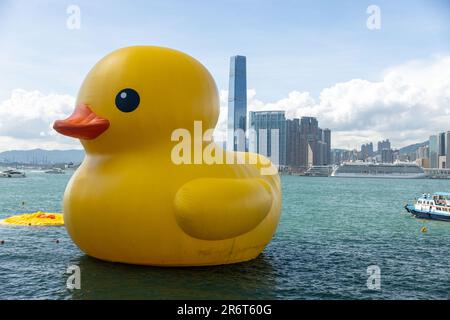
[
  {"left": 421, "top": 226, "right": 428, "bottom": 233},
  {"left": 0, "top": 211, "right": 64, "bottom": 226}
]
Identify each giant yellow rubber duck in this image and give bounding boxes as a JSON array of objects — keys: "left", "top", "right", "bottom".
[{"left": 54, "top": 46, "right": 281, "bottom": 266}]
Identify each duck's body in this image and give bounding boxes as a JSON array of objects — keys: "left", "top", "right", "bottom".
[{"left": 55, "top": 46, "right": 282, "bottom": 266}]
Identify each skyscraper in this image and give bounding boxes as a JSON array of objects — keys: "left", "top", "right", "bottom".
[
  {"left": 249, "top": 111, "right": 286, "bottom": 166},
  {"left": 227, "top": 55, "right": 247, "bottom": 151},
  {"left": 446, "top": 131, "right": 450, "bottom": 168},
  {"left": 299, "top": 117, "right": 319, "bottom": 166},
  {"left": 323, "top": 128, "right": 331, "bottom": 165},
  {"left": 381, "top": 149, "right": 394, "bottom": 163},
  {"left": 416, "top": 145, "right": 429, "bottom": 159},
  {"left": 377, "top": 139, "right": 391, "bottom": 153},
  {"left": 438, "top": 132, "right": 446, "bottom": 156},
  {"left": 429, "top": 135, "right": 439, "bottom": 168},
  {"left": 317, "top": 140, "right": 327, "bottom": 165},
  {"left": 286, "top": 119, "right": 301, "bottom": 167},
  {"left": 360, "top": 142, "right": 373, "bottom": 160}
]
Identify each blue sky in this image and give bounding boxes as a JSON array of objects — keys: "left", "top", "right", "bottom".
[
  {"left": 0, "top": 0, "right": 449, "bottom": 150},
  {"left": 1, "top": 0, "right": 449, "bottom": 101}
]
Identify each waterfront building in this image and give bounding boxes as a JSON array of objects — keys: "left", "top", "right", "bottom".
[
  {"left": 377, "top": 139, "right": 391, "bottom": 153},
  {"left": 381, "top": 149, "right": 394, "bottom": 163},
  {"left": 332, "top": 148, "right": 355, "bottom": 165},
  {"left": 286, "top": 119, "right": 301, "bottom": 167},
  {"left": 334, "top": 149, "right": 358, "bottom": 163},
  {"left": 245, "top": 110, "right": 330, "bottom": 168},
  {"left": 429, "top": 135, "right": 439, "bottom": 168},
  {"left": 397, "top": 153, "right": 410, "bottom": 162},
  {"left": 416, "top": 145, "right": 429, "bottom": 159},
  {"left": 446, "top": 131, "right": 450, "bottom": 169},
  {"left": 360, "top": 142, "right": 374, "bottom": 160},
  {"left": 317, "top": 128, "right": 323, "bottom": 164},
  {"left": 323, "top": 129, "right": 331, "bottom": 165},
  {"left": 439, "top": 155, "right": 446, "bottom": 169},
  {"left": 318, "top": 140, "right": 328, "bottom": 165},
  {"left": 299, "top": 116, "right": 320, "bottom": 166},
  {"left": 227, "top": 55, "right": 247, "bottom": 151},
  {"left": 408, "top": 152, "right": 417, "bottom": 162},
  {"left": 331, "top": 149, "right": 341, "bottom": 164},
  {"left": 249, "top": 111, "right": 286, "bottom": 166},
  {"left": 416, "top": 157, "right": 429, "bottom": 168},
  {"left": 438, "top": 132, "right": 446, "bottom": 157}
]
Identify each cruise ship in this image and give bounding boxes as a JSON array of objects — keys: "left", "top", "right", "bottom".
[{"left": 331, "top": 162, "right": 426, "bottom": 179}]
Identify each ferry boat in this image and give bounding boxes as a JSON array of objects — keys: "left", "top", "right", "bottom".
[
  {"left": 331, "top": 162, "right": 426, "bottom": 179},
  {"left": 0, "top": 169, "right": 26, "bottom": 178},
  {"left": 404, "top": 192, "right": 450, "bottom": 221}
]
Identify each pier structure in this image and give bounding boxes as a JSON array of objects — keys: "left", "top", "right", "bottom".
[{"left": 424, "top": 168, "right": 450, "bottom": 179}]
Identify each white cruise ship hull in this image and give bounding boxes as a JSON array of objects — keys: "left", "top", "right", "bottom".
[{"left": 331, "top": 173, "right": 426, "bottom": 179}]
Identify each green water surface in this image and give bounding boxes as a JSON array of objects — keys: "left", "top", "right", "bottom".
[{"left": 0, "top": 171, "right": 449, "bottom": 299}]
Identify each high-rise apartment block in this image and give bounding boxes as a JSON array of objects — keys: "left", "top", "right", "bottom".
[
  {"left": 446, "top": 131, "right": 450, "bottom": 169},
  {"left": 248, "top": 114, "right": 331, "bottom": 168},
  {"left": 360, "top": 142, "right": 374, "bottom": 160},
  {"left": 248, "top": 111, "right": 286, "bottom": 166},
  {"left": 377, "top": 139, "right": 391, "bottom": 153}
]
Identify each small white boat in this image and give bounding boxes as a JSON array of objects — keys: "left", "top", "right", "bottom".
[
  {"left": 0, "top": 169, "right": 26, "bottom": 178},
  {"left": 45, "top": 168, "right": 66, "bottom": 174},
  {"left": 44, "top": 168, "right": 65, "bottom": 174}
]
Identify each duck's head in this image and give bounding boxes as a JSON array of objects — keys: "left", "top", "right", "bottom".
[{"left": 54, "top": 46, "right": 219, "bottom": 154}]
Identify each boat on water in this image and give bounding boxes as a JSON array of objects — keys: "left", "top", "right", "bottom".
[
  {"left": 304, "top": 166, "right": 333, "bottom": 177},
  {"left": 331, "top": 162, "right": 426, "bottom": 179},
  {"left": 405, "top": 192, "right": 450, "bottom": 221},
  {"left": 0, "top": 169, "right": 26, "bottom": 178},
  {"left": 44, "top": 168, "right": 65, "bottom": 174}
]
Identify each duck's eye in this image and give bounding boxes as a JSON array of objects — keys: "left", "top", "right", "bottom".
[{"left": 115, "top": 88, "right": 140, "bottom": 112}]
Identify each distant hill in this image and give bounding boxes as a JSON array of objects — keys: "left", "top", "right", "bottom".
[
  {"left": 399, "top": 141, "right": 428, "bottom": 154},
  {"left": 0, "top": 149, "right": 85, "bottom": 164}
]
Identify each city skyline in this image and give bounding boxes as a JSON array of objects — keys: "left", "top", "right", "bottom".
[
  {"left": 335, "top": 130, "right": 450, "bottom": 170},
  {"left": 248, "top": 111, "right": 331, "bottom": 168}
]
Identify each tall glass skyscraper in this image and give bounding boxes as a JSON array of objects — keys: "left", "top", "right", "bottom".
[
  {"left": 286, "top": 119, "right": 301, "bottom": 167},
  {"left": 300, "top": 117, "right": 319, "bottom": 166},
  {"left": 227, "top": 55, "right": 247, "bottom": 151},
  {"left": 429, "top": 135, "right": 439, "bottom": 168},
  {"left": 446, "top": 131, "right": 450, "bottom": 169},
  {"left": 323, "top": 128, "right": 331, "bottom": 165},
  {"left": 248, "top": 111, "right": 286, "bottom": 166},
  {"left": 438, "top": 132, "right": 446, "bottom": 156}
]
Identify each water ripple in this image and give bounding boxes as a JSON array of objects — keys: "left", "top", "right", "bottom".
[{"left": 0, "top": 173, "right": 449, "bottom": 299}]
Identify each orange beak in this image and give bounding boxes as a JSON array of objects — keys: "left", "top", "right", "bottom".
[{"left": 53, "top": 104, "right": 110, "bottom": 140}]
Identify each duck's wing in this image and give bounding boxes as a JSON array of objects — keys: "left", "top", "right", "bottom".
[{"left": 174, "top": 178, "right": 273, "bottom": 240}]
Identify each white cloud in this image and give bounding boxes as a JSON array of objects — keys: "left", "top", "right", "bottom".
[
  {"left": 215, "top": 55, "right": 450, "bottom": 150},
  {"left": 1, "top": 55, "right": 449, "bottom": 152},
  {"left": 0, "top": 89, "right": 80, "bottom": 152}
]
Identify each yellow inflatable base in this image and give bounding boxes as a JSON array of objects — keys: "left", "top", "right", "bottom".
[{"left": 0, "top": 212, "right": 64, "bottom": 226}]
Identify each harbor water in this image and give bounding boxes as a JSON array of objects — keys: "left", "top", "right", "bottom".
[{"left": 0, "top": 171, "right": 449, "bottom": 299}]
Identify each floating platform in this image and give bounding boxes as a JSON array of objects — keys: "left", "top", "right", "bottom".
[{"left": 0, "top": 211, "right": 64, "bottom": 226}]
